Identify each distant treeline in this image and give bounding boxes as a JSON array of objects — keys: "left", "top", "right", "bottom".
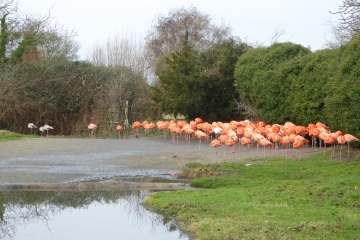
[{"left": 0, "top": 61, "right": 155, "bottom": 135}]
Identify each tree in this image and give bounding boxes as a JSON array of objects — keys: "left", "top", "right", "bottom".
[
  {"left": 152, "top": 38, "right": 251, "bottom": 122},
  {"left": 0, "top": 1, "right": 79, "bottom": 64},
  {"left": 234, "top": 42, "right": 312, "bottom": 123},
  {"left": 330, "top": 0, "right": 360, "bottom": 32},
  {"left": 145, "top": 5, "right": 232, "bottom": 83}
]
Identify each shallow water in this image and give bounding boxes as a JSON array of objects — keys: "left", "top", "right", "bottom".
[{"left": 0, "top": 190, "right": 191, "bottom": 240}]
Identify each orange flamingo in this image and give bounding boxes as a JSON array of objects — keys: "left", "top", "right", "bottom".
[
  {"left": 272, "top": 133, "right": 282, "bottom": 157},
  {"left": 344, "top": 134, "right": 359, "bottom": 157},
  {"left": 210, "top": 139, "right": 221, "bottom": 155},
  {"left": 132, "top": 121, "right": 142, "bottom": 138},
  {"left": 225, "top": 137, "right": 235, "bottom": 161},
  {"left": 116, "top": 124, "right": 123, "bottom": 138},
  {"left": 280, "top": 135, "right": 293, "bottom": 159},
  {"left": 324, "top": 134, "right": 337, "bottom": 159},
  {"left": 240, "top": 136, "right": 253, "bottom": 150},
  {"left": 292, "top": 135, "right": 309, "bottom": 160},
  {"left": 337, "top": 135, "right": 346, "bottom": 160}
]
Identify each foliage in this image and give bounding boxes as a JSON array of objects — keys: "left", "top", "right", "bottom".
[
  {"left": 0, "top": 14, "right": 9, "bottom": 59},
  {"left": 144, "top": 154, "right": 360, "bottom": 239},
  {"left": 234, "top": 42, "right": 312, "bottom": 123},
  {"left": 144, "top": 5, "right": 232, "bottom": 83},
  {"left": 152, "top": 38, "right": 251, "bottom": 122},
  {"left": 234, "top": 39, "right": 360, "bottom": 140},
  {"left": 290, "top": 48, "right": 341, "bottom": 124},
  {"left": 324, "top": 35, "right": 360, "bottom": 136},
  {"left": 0, "top": 1, "right": 80, "bottom": 63},
  {"left": 0, "top": 61, "right": 151, "bottom": 135}
]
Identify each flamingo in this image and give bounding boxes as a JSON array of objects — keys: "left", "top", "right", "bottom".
[
  {"left": 210, "top": 139, "right": 221, "bottom": 155},
  {"left": 292, "top": 135, "right": 309, "bottom": 160},
  {"left": 88, "top": 123, "right": 97, "bottom": 138},
  {"left": 272, "top": 133, "right": 282, "bottom": 157},
  {"left": 344, "top": 134, "right": 359, "bottom": 158},
  {"left": 280, "top": 135, "right": 293, "bottom": 159},
  {"left": 28, "top": 123, "right": 37, "bottom": 135},
  {"left": 257, "top": 138, "right": 274, "bottom": 159},
  {"left": 39, "top": 126, "right": 45, "bottom": 137},
  {"left": 225, "top": 137, "right": 235, "bottom": 161},
  {"left": 337, "top": 135, "right": 346, "bottom": 160},
  {"left": 240, "top": 136, "right": 253, "bottom": 150},
  {"left": 194, "top": 130, "right": 208, "bottom": 151},
  {"left": 132, "top": 121, "right": 142, "bottom": 138},
  {"left": 40, "top": 124, "right": 54, "bottom": 137},
  {"left": 116, "top": 124, "right": 123, "bottom": 138}
]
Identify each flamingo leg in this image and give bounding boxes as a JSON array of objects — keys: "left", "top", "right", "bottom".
[
  {"left": 263, "top": 146, "right": 266, "bottom": 159},
  {"left": 340, "top": 145, "right": 342, "bottom": 161}
]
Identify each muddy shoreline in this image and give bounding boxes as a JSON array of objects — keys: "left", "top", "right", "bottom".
[{"left": 0, "top": 136, "right": 316, "bottom": 190}]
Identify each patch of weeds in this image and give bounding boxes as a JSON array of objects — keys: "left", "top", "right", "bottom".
[{"left": 179, "top": 164, "right": 221, "bottom": 179}]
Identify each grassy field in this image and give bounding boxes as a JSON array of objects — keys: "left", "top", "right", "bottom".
[
  {"left": 0, "top": 130, "right": 39, "bottom": 141},
  {"left": 144, "top": 151, "right": 360, "bottom": 239}
]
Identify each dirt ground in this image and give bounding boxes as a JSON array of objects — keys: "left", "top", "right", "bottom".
[{"left": 0, "top": 135, "right": 317, "bottom": 189}]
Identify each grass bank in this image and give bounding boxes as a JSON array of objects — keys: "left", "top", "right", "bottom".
[
  {"left": 144, "top": 152, "right": 360, "bottom": 239},
  {"left": 0, "top": 130, "right": 39, "bottom": 142}
]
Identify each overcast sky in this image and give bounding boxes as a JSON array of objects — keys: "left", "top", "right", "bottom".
[{"left": 18, "top": 0, "right": 343, "bottom": 60}]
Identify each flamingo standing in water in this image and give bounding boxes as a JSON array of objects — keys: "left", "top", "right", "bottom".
[
  {"left": 210, "top": 139, "right": 221, "bottom": 155},
  {"left": 225, "top": 137, "right": 235, "bottom": 161},
  {"left": 194, "top": 130, "right": 208, "bottom": 151},
  {"left": 88, "top": 123, "right": 97, "bottom": 138}
]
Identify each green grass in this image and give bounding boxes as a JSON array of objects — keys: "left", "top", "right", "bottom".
[
  {"left": 0, "top": 130, "right": 40, "bottom": 141},
  {"left": 144, "top": 153, "right": 360, "bottom": 239}
]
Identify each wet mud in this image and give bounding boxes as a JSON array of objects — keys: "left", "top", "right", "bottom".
[{"left": 0, "top": 136, "right": 317, "bottom": 189}]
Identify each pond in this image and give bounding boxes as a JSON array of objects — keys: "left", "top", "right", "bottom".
[{"left": 0, "top": 190, "right": 192, "bottom": 240}]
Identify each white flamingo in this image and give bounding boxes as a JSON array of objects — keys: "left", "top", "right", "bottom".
[
  {"left": 28, "top": 123, "right": 37, "bottom": 135},
  {"left": 43, "top": 124, "right": 54, "bottom": 137}
]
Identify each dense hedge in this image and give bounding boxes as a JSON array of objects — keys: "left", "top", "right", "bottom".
[{"left": 234, "top": 36, "right": 360, "bottom": 138}]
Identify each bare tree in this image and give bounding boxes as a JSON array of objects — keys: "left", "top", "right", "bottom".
[
  {"left": 325, "top": 1, "right": 360, "bottom": 48},
  {"left": 89, "top": 33, "right": 154, "bottom": 128},
  {"left": 330, "top": 0, "right": 360, "bottom": 32},
  {"left": 90, "top": 32, "right": 147, "bottom": 78},
  {"left": 270, "top": 27, "right": 286, "bottom": 45},
  {"left": 323, "top": 19, "right": 353, "bottom": 48},
  {"left": 145, "top": 5, "right": 232, "bottom": 83}
]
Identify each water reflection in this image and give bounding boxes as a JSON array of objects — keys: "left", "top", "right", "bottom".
[{"left": 0, "top": 190, "right": 191, "bottom": 240}]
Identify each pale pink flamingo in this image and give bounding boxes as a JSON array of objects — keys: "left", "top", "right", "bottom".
[
  {"left": 88, "top": 123, "right": 97, "bottom": 138},
  {"left": 344, "top": 134, "right": 359, "bottom": 158}
]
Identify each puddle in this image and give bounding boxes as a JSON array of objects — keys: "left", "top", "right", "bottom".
[{"left": 0, "top": 189, "right": 192, "bottom": 240}]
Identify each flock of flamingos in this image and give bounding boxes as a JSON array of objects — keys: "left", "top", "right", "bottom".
[
  {"left": 28, "top": 118, "right": 359, "bottom": 160},
  {"left": 112, "top": 118, "right": 359, "bottom": 160}
]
